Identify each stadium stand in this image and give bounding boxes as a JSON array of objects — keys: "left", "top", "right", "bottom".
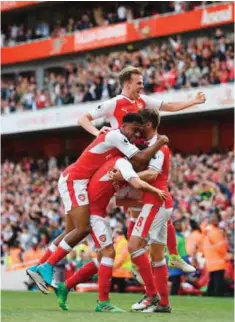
[
  {"left": 1, "top": 2, "right": 212, "bottom": 47},
  {"left": 1, "top": 1, "right": 234, "bottom": 296},
  {"left": 1, "top": 28, "right": 234, "bottom": 113}
]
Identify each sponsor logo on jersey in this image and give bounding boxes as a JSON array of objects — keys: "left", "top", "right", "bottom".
[
  {"left": 123, "top": 138, "right": 129, "bottom": 145},
  {"left": 99, "top": 234, "right": 107, "bottom": 242}
]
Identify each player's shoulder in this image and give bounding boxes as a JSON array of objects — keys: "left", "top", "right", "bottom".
[
  {"left": 139, "top": 94, "right": 148, "bottom": 102},
  {"left": 99, "top": 96, "right": 120, "bottom": 109},
  {"left": 105, "top": 128, "right": 123, "bottom": 140},
  {"left": 160, "top": 144, "right": 171, "bottom": 155},
  {"left": 112, "top": 95, "right": 125, "bottom": 104},
  {"left": 115, "top": 157, "right": 130, "bottom": 167}
]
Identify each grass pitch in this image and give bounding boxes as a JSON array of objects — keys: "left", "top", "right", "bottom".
[{"left": 2, "top": 291, "right": 234, "bottom": 322}]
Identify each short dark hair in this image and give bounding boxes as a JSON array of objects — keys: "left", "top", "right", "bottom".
[
  {"left": 138, "top": 109, "right": 160, "bottom": 129},
  {"left": 122, "top": 113, "right": 143, "bottom": 125},
  {"left": 119, "top": 66, "right": 142, "bottom": 87}
]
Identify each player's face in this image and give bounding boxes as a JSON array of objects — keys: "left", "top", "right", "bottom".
[
  {"left": 127, "top": 74, "right": 144, "bottom": 100},
  {"left": 123, "top": 122, "right": 143, "bottom": 143},
  {"left": 142, "top": 121, "right": 153, "bottom": 138}
]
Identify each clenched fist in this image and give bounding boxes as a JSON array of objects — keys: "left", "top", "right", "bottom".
[
  {"left": 194, "top": 92, "right": 206, "bottom": 104},
  {"left": 158, "top": 135, "right": 169, "bottom": 145}
]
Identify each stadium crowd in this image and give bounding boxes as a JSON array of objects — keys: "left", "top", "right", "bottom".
[
  {"left": 1, "top": 28, "right": 234, "bottom": 114},
  {"left": 2, "top": 151, "right": 234, "bottom": 289},
  {"left": 1, "top": 1, "right": 210, "bottom": 47}
]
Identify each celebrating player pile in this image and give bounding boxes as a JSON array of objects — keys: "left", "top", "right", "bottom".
[{"left": 26, "top": 66, "right": 206, "bottom": 312}]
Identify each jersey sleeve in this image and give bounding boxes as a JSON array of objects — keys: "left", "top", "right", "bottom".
[
  {"left": 115, "top": 158, "right": 139, "bottom": 182},
  {"left": 88, "top": 98, "right": 116, "bottom": 119},
  {"left": 148, "top": 150, "right": 165, "bottom": 172},
  {"left": 140, "top": 94, "right": 163, "bottom": 111},
  {"left": 105, "top": 130, "right": 139, "bottom": 159}
]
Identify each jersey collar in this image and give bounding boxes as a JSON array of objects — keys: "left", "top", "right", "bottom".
[{"left": 120, "top": 94, "right": 135, "bottom": 103}]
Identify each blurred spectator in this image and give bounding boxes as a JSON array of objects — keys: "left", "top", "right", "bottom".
[
  {"left": 117, "top": 5, "right": 127, "bottom": 22},
  {"left": 112, "top": 229, "right": 132, "bottom": 292},
  {"left": 201, "top": 212, "right": 228, "bottom": 296},
  {"left": 1, "top": 1, "right": 211, "bottom": 47},
  {"left": 2, "top": 29, "right": 234, "bottom": 114}
]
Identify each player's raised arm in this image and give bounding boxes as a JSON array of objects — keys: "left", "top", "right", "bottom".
[
  {"left": 78, "top": 99, "right": 115, "bottom": 136},
  {"left": 161, "top": 92, "right": 206, "bottom": 112},
  {"left": 143, "top": 92, "right": 206, "bottom": 112}
]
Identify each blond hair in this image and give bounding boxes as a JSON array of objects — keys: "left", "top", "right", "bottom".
[{"left": 119, "top": 66, "right": 142, "bottom": 87}]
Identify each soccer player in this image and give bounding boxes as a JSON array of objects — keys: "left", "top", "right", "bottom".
[
  {"left": 55, "top": 153, "right": 167, "bottom": 312},
  {"left": 79, "top": 66, "right": 206, "bottom": 136},
  {"left": 79, "top": 65, "right": 206, "bottom": 270},
  {"left": 111, "top": 110, "right": 193, "bottom": 312},
  {"left": 27, "top": 113, "right": 168, "bottom": 292}
]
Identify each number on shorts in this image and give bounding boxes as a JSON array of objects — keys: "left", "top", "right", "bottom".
[{"left": 137, "top": 216, "right": 144, "bottom": 227}]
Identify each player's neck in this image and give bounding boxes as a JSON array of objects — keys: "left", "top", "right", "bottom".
[
  {"left": 145, "top": 130, "right": 157, "bottom": 141},
  {"left": 121, "top": 90, "right": 135, "bottom": 101}
]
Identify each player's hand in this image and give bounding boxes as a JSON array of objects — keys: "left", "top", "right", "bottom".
[
  {"left": 99, "top": 126, "right": 112, "bottom": 135},
  {"left": 158, "top": 135, "right": 169, "bottom": 145},
  {"left": 155, "top": 189, "right": 167, "bottom": 201},
  {"left": 108, "top": 169, "right": 124, "bottom": 181},
  {"left": 194, "top": 92, "right": 206, "bottom": 105}
]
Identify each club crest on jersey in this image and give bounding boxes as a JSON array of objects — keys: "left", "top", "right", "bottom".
[
  {"left": 137, "top": 102, "right": 144, "bottom": 110},
  {"left": 99, "top": 234, "right": 106, "bottom": 242},
  {"left": 97, "top": 104, "right": 103, "bottom": 110},
  {"left": 78, "top": 194, "right": 86, "bottom": 202}
]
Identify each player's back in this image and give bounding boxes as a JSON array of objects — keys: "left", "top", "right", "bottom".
[
  {"left": 143, "top": 145, "right": 173, "bottom": 208},
  {"left": 88, "top": 156, "right": 125, "bottom": 216},
  {"left": 65, "top": 131, "right": 122, "bottom": 179}
]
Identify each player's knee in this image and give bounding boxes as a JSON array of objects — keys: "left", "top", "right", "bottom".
[
  {"left": 102, "top": 245, "right": 115, "bottom": 259},
  {"left": 150, "top": 245, "right": 165, "bottom": 262},
  {"left": 128, "top": 241, "right": 139, "bottom": 254},
  {"left": 151, "top": 253, "right": 164, "bottom": 262}
]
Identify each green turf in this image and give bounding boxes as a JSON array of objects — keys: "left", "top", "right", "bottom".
[{"left": 1, "top": 291, "right": 234, "bottom": 322}]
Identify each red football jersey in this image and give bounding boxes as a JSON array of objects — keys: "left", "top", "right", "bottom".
[
  {"left": 88, "top": 156, "right": 138, "bottom": 217},
  {"left": 63, "top": 129, "right": 139, "bottom": 180},
  {"left": 89, "top": 94, "right": 163, "bottom": 128},
  {"left": 143, "top": 135, "right": 173, "bottom": 208}
]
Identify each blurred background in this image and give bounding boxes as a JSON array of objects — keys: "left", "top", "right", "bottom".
[{"left": 1, "top": 1, "right": 234, "bottom": 297}]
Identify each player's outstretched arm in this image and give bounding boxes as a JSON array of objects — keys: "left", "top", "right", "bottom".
[
  {"left": 129, "top": 177, "right": 167, "bottom": 201},
  {"left": 131, "top": 135, "right": 168, "bottom": 164},
  {"left": 79, "top": 113, "right": 111, "bottom": 137},
  {"left": 79, "top": 113, "right": 100, "bottom": 136},
  {"left": 79, "top": 99, "right": 115, "bottom": 136},
  {"left": 161, "top": 92, "right": 206, "bottom": 112}
]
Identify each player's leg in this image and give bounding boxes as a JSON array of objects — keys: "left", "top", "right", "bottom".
[
  {"left": 38, "top": 176, "right": 91, "bottom": 286},
  {"left": 39, "top": 214, "right": 74, "bottom": 265},
  {"left": 91, "top": 216, "right": 124, "bottom": 313},
  {"left": 56, "top": 231, "right": 101, "bottom": 311},
  {"left": 27, "top": 214, "right": 75, "bottom": 293},
  {"left": 142, "top": 207, "right": 172, "bottom": 313},
  {"left": 127, "top": 209, "right": 140, "bottom": 239},
  {"left": 167, "top": 219, "right": 196, "bottom": 273},
  {"left": 129, "top": 204, "right": 160, "bottom": 311}
]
